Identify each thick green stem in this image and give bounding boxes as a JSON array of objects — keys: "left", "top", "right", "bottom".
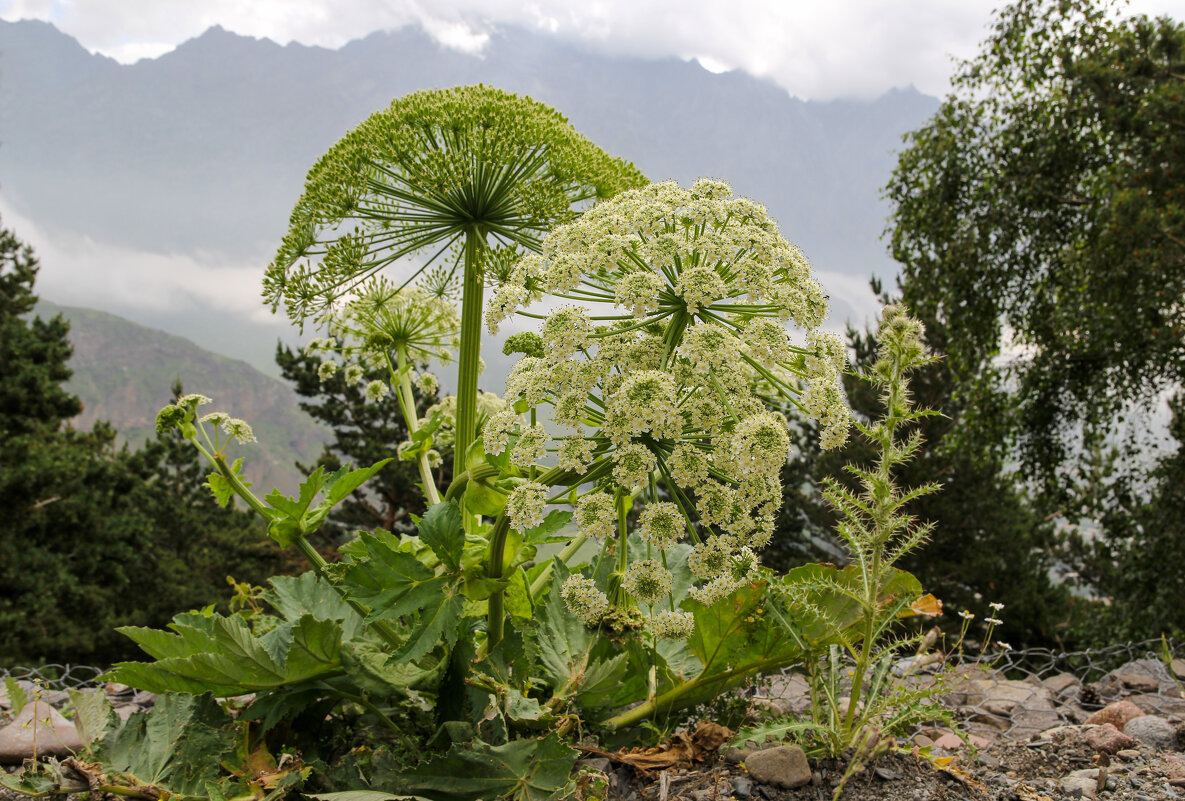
[
  {"left": 527, "top": 533, "right": 590, "bottom": 598},
  {"left": 394, "top": 347, "right": 442, "bottom": 505},
  {"left": 486, "top": 464, "right": 568, "bottom": 648},
  {"left": 454, "top": 229, "right": 486, "bottom": 480}
]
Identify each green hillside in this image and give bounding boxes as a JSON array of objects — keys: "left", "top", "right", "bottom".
[{"left": 37, "top": 300, "right": 330, "bottom": 494}]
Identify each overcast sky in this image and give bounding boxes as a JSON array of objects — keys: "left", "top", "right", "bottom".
[{"left": 4, "top": 0, "right": 1185, "bottom": 100}]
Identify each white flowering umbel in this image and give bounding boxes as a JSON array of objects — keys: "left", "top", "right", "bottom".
[{"left": 484, "top": 180, "right": 853, "bottom": 633}]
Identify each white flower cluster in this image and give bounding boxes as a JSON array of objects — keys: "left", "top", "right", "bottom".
[
  {"left": 481, "top": 180, "right": 854, "bottom": 631},
  {"left": 561, "top": 574, "right": 610, "bottom": 625}
]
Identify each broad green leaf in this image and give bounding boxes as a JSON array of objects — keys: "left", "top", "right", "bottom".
[
  {"left": 535, "top": 560, "right": 595, "bottom": 694},
  {"left": 102, "top": 693, "right": 236, "bottom": 797},
  {"left": 522, "top": 510, "right": 573, "bottom": 545},
  {"left": 339, "top": 640, "right": 441, "bottom": 698},
  {"left": 112, "top": 613, "right": 343, "bottom": 696},
  {"left": 343, "top": 533, "right": 436, "bottom": 614},
  {"left": 69, "top": 689, "right": 119, "bottom": 748},
  {"left": 324, "top": 458, "right": 393, "bottom": 506},
  {"left": 265, "top": 572, "right": 361, "bottom": 637},
  {"left": 392, "top": 583, "right": 466, "bottom": 663},
  {"left": 464, "top": 480, "right": 506, "bottom": 516},
  {"left": 387, "top": 735, "right": 577, "bottom": 801},
  {"left": 682, "top": 579, "right": 801, "bottom": 678},
  {"left": 575, "top": 653, "right": 629, "bottom": 709},
  {"left": 310, "top": 793, "right": 428, "bottom": 801},
  {"left": 417, "top": 501, "right": 465, "bottom": 573}
]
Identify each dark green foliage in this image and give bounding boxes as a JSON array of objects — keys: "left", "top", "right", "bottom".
[
  {"left": 1072, "top": 394, "right": 1185, "bottom": 642},
  {"left": 0, "top": 220, "right": 283, "bottom": 665},
  {"left": 884, "top": 0, "right": 1185, "bottom": 496},
  {"left": 275, "top": 344, "right": 447, "bottom": 544},
  {"left": 880, "top": 0, "right": 1185, "bottom": 642}
]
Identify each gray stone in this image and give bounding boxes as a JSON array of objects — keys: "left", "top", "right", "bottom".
[
  {"left": 744, "top": 745, "right": 812, "bottom": 789},
  {"left": 0, "top": 700, "right": 84, "bottom": 762},
  {"left": 1044, "top": 672, "right": 1081, "bottom": 696},
  {"left": 1125, "top": 715, "right": 1178, "bottom": 750},
  {"left": 1060, "top": 775, "right": 1097, "bottom": 799},
  {"left": 730, "top": 776, "right": 752, "bottom": 799}
]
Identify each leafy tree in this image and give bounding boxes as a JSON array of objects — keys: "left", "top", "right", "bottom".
[
  {"left": 0, "top": 220, "right": 283, "bottom": 665},
  {"left": 275, "top": 343, "right": 448, "bottom": 545},
  {"left": 885, "top": 0, "right": 1185, "bottom": 495}
]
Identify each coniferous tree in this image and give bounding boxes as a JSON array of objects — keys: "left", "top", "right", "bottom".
[{"left": 0, "top": 221, "right": 283, "bottom": 665}]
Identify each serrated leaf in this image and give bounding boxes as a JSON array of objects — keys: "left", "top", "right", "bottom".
[
  {"left": 102, "top": 693, "right": 237, "bottom": 796},
  {"left": 387, "top": 735, "right": 577, "bottom": 801},
  {"left": 310, "top": 793, "right": 428, "bottom": 801},
  {"left": 522, "top": 510, "right": 573, "bottom": 544},
  {"left": 417, "top": 501, "right": 465, "bottom": 573},
  {"left": 464, "top": 480, "right": 507, "bottom": 516},
  {"left": 576, "top": 653, "right": 629, "bottom": 708},
  {"left": 392, "top": 584, "right": 466, "bottom": 663},
  {"left": 536, "top": 560, "right": 595, "bottom": 694},
  {"left": 324, "top": 458, "right": 392, "bottom": 506},
  {"left": 204, "top": 458, "right": 249, "bottom": 509},
  {"left": 112, "top": 613, "right": 343, "bottom": 696},
  {"left": 69, "top": 689, "right": 119, "bottom": 748}
]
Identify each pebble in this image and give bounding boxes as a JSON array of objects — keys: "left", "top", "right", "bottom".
[
  {"left": 1124, "top": 715, "right": 1178, "bottom": 750},
  {"left": 0, "top": 701, "right": 83, "bottom": 762},
  {"left": 730, "top": 776, "right": 752, "bottom": 799},
  {"left": 1085, "top": 723, "right": 1137, "bottom": 754},
  {"left": 744, "top": 745, "right": 812, "bottom": 789},
  {"left": 1085, "top": 699, "right": 1145, "bottom": 728},
  {"left": 1060, "top": 775, "right": 1097, "bottom": 799}
]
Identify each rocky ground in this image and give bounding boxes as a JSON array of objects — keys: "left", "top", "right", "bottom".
[{"left": 2, "top": 655, "right": 1183, "bottom": 800}]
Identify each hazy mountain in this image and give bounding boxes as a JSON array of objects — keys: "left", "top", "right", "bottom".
[
  {"left": 0, "top": 20, "right": 938, "bottom": 373},
  {"left": 37, "top": 300, "right": 330, "bottom": 495}
]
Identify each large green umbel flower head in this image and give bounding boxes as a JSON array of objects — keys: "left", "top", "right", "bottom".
[{"left": 265, "top": 85, "right": 646, "bottom": 475}]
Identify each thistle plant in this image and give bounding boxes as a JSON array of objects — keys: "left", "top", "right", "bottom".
[
  {"left": 475, "top": 179, "right": 853, "bottom": 646},
  {"left": 264, "top": 85, "right": 646, "bottom": 479}
]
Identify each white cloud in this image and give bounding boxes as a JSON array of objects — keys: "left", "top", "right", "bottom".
[{"left": 5, "top": 0, "right": 1183, "bottom": 100}]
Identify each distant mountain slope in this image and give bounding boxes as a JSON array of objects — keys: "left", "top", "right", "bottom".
[
  {"left": 37, "top": 301, "right": 330, "bottom": 495},
  {"left": 0, "top": 19, "right": 936, "bottom": 279}
]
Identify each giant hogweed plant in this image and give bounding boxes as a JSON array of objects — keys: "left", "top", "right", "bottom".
[{"left": 10, "top": 88, "right": 938, "bottom": 801}]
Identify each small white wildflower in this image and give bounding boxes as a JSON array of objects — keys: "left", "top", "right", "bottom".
[
  {"left": 688, "top": 537, "right": 732, "bottom": 580},
  {"left": 426, "top": 449, "right": 443, "bottom": 467},
  {"left": 959, "top": 610, "right": 975, "bottom": 621},
  {"left": 483, "top": 408, "right": 518, "bottom": 455},
  {"left": 676, "top": 266, "right": 727, "bottom": 311},
  {"left": 985, "top": 617, "right": 1004, "bottom": 626},
  {"left": 343, "top": 363, "right": 365, "bottom": 384},
  {"left": 696, "top": 481, "right": 741, "bottom": 529},
  {"left": 505, "top": 357, "right": 551, "bottom": 406},
  {"left": 989, "top": 602, "right": 1005, "bottom": 611},
  {"left": 669, "top": 443, "right": 710, "bottom": 488},
  {"left": 177, "top": 393, "right": 212, "bottom": 408},
  {"left": 638, "top": 502, "right": 685, "bottom": 549},
  {"left": 506, "top": 481, "right": 549, "bottom": 532},
  {"left": 688, "top": 575, "right": 739, "bottom": 606},
  {"left": 575, "top": 492, "right": 617, "bottom": 539},
  {"left": 317, "top": 360, "right": 338, "bottom": 382},
  {"left": 606, "top": 371, "right": 682, "bottom": 441},
  {"left": 622, "top": 559, "right": 673, "bottom": 604},
  {"left": 199, "top": 412, "right": 230, "bottom": 427},
  {"left": 744, "top": 318, "right": 793, "bottom": 366},
  {"left": 648, "top": 610, "right": 696, "bottom": 640},
  {"left": 541, "top": 306, "right": 593, "bottom": 360},
  {"left": 364, "top": 380, "right": 389, "bottom": 402},
  {"left": 511, "top": 423, "right": 548, "bottom": 468},
  {"left": 612, "top": 443, "right": 657, "bottom": 489},
  {"left": 557, "top": 437, "right": 597, "bottom": 472},
  {"left": 416, "top": 372, "right": 439, "bottom": 395},
  {"left": 614, "top": 272, "right": 663, "bottom": 317},
  {"left": 561, "top": 574, "right": 609, "bottom": 626},
  {"left": 730, "top": 412, "right": 791, "bottom": 476},
  {"left": 677, "top": 325, "right": 740, "bottom": 374},
  {"left": 222, "top": 417, "right": 256, "bottom": 444}
]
